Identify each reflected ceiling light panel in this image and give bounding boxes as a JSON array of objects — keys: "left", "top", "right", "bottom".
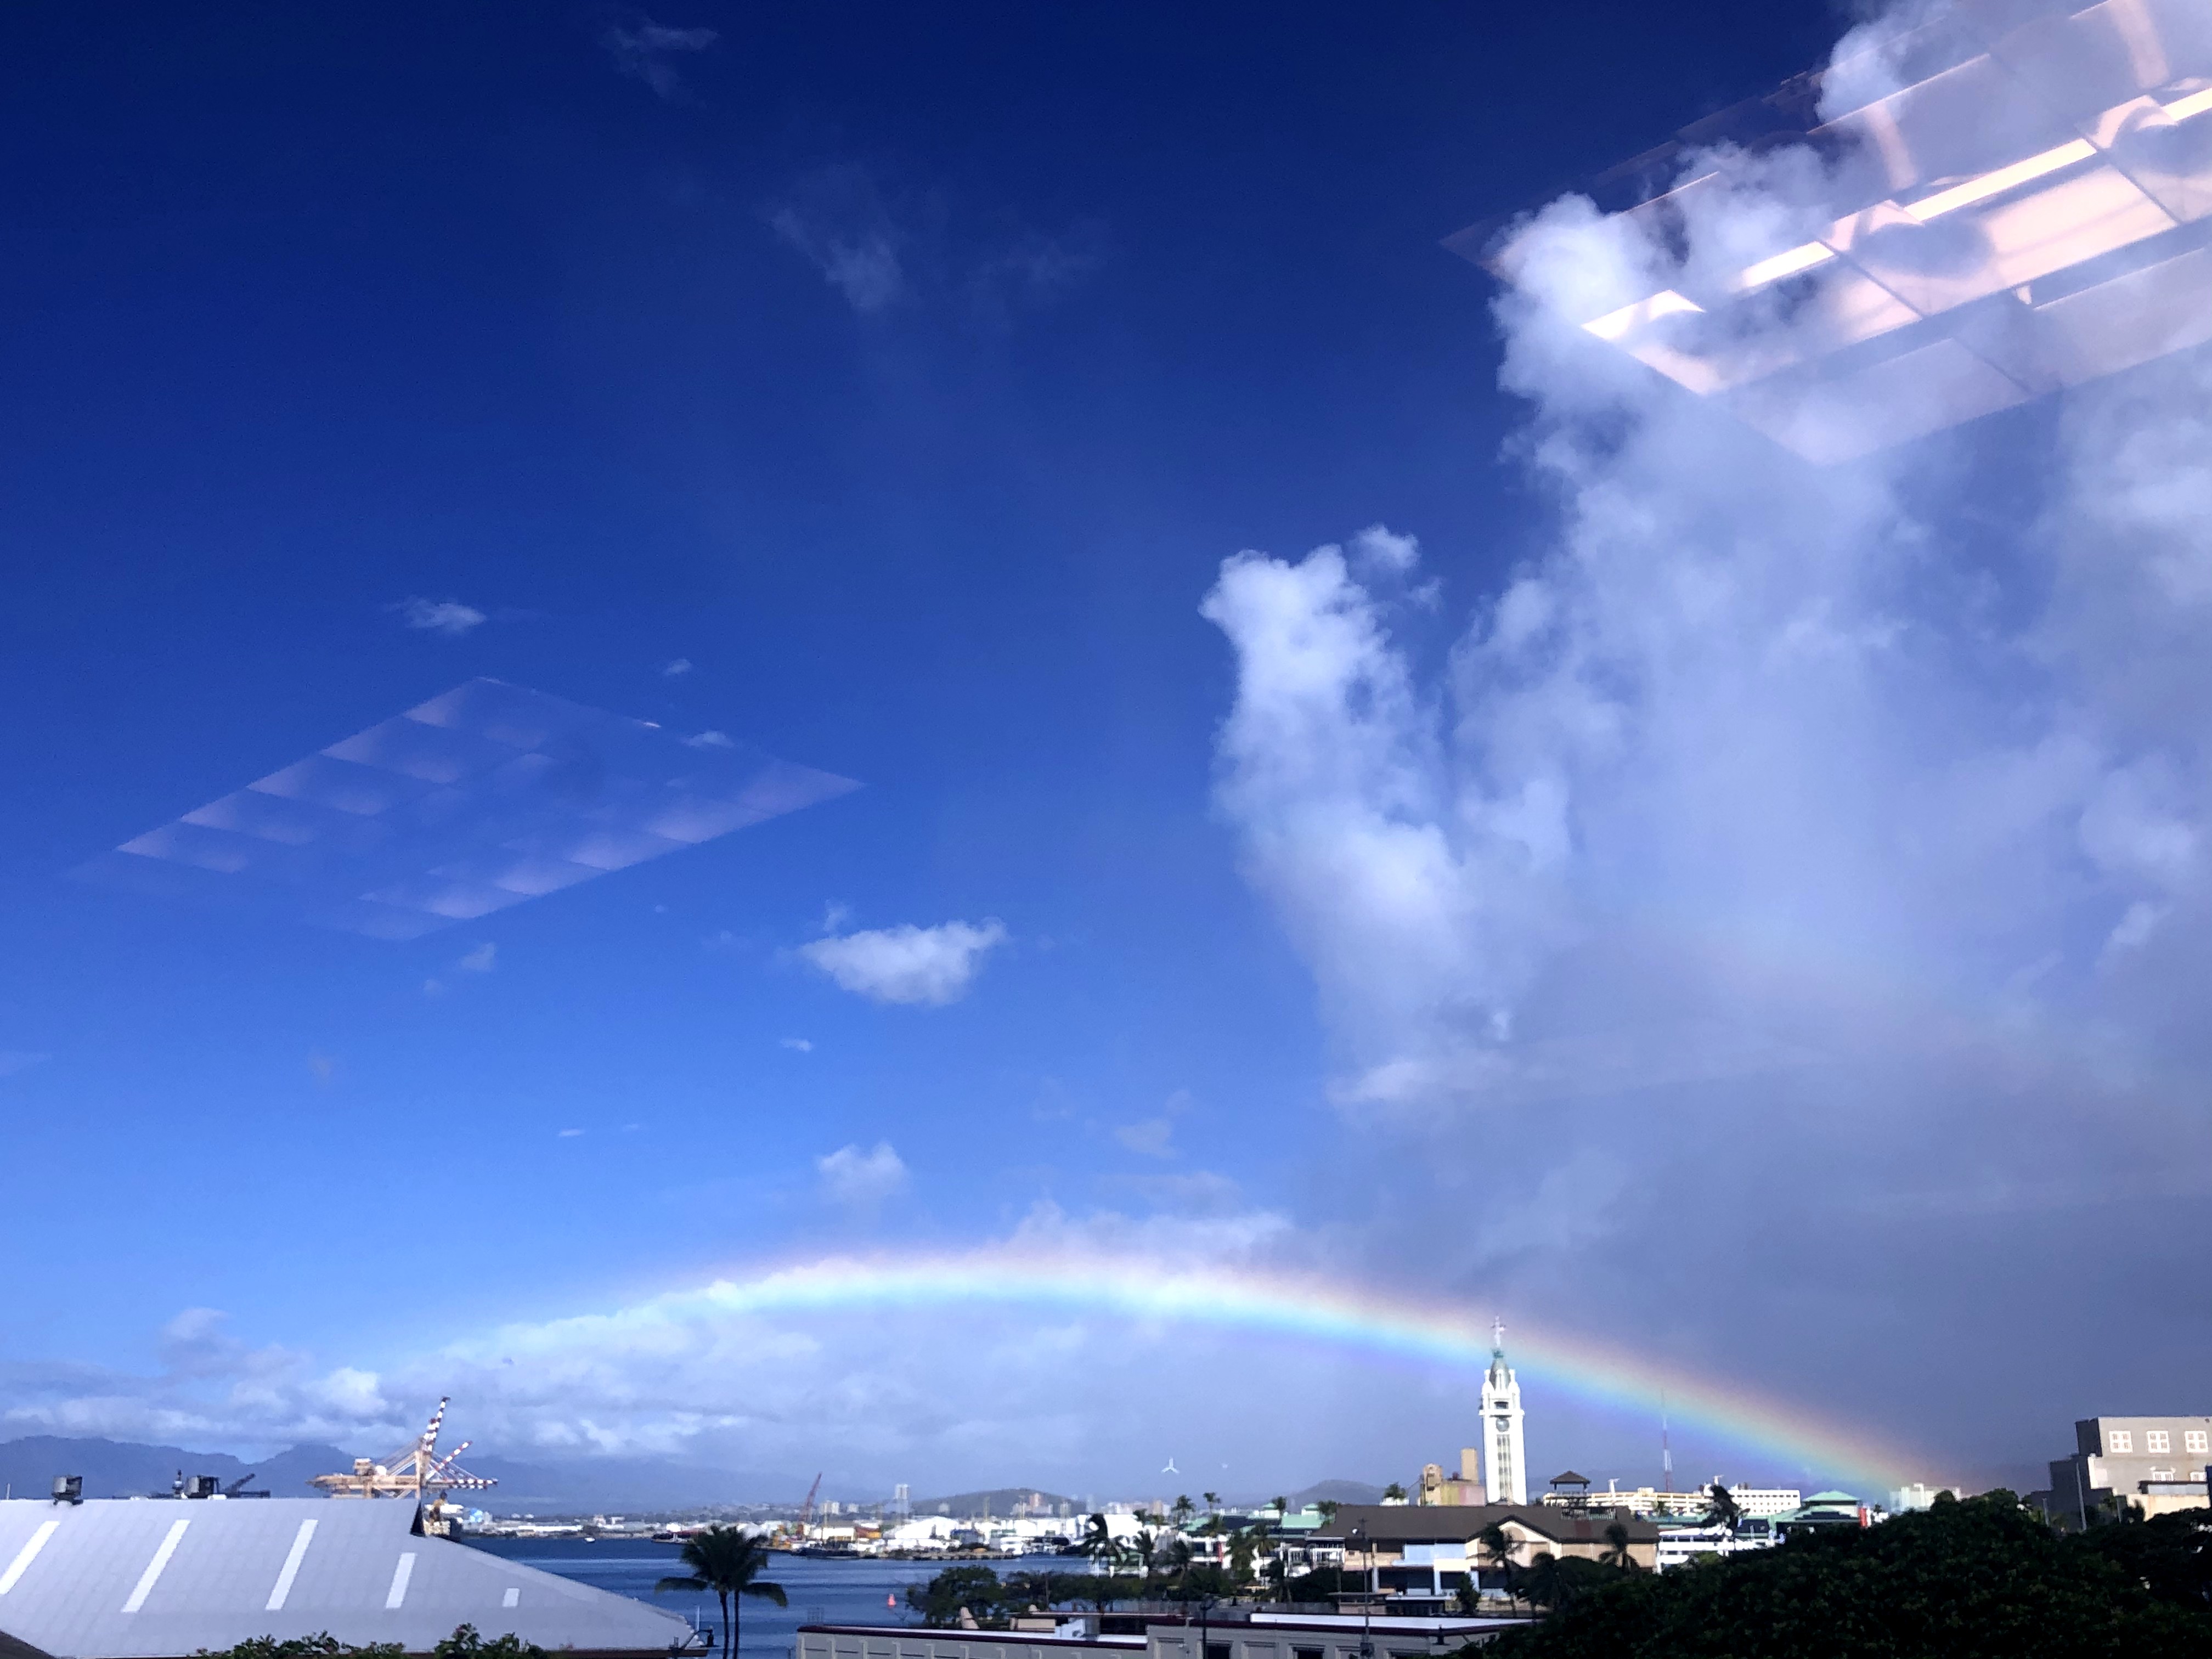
[
  {"left": 2165, "top": 87, "right": 2212, "bottom": 122},
  {"left": 1904, "top": 139, "right": 2096, "bottom": 221},
  {"left": 76, "top": 679, "right": 861, "bottom": 940},
  {"left": 1731, "top": 241, "right": 1838, "bottom": 291},
  {"left": 1456, "top": 0, "right": 2212, "bottom": 462},
  {"left": 1583, "top": 290, "right": 1703, "bottom": 341}
]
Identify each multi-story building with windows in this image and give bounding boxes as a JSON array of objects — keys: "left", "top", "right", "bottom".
[{"left": 2045, "top": 1415, "right": 2211, "bottom": 1526}]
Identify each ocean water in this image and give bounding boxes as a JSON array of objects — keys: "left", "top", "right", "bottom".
[{"left": 464, "top": 1541, "right": 1076, "bottom": 1659}]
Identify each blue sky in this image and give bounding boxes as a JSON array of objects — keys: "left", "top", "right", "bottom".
[{"left": 4, "top": 0, "right": 2210, "bottom": 1502}]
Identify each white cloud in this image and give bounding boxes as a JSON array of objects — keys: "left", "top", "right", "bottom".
[
  {"left": 769, "top": 170, "right": 905, "bottom": 314},
  {"left": 766, "top": 167, "right": 1099, "bottom": 320},
  {"left": 557, "top": 1128, "right": 584, "bottom": 1138},
  {"left": 663, "top": 658, "right": 693, "bottom": 677},
  {"left": 684, "top": 729, "right": 736, "bottom": 749},
  {"left": 1350, "top": 523, "right": 1419, "bottom": 576},
  {"left": 601, "top": 15, "right": 717, "bottom": 100},
  {"left": 394, "top": 597, "right": 486, "bottom": 637},
  {"left": 457, "top": 942, "right": 496, "bottom": 973},
  {"left": 799, "top": 918, "right": 1007, "bottom": 1006},
  {"left": 815, "top": 1141, "right": 909, "bottom": 1206},
  {"left": 780, "top": 1036, "right": 814, "bottom": 1053},
  {"left": 1113, "top": 1118, "right": 1174, "bottom": 1158}
]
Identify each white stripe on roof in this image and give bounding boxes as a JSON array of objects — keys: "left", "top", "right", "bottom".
[
  {"left": 385, "top": 1551, "right": 416, "bottom": 1610},
  {"left": 121, "top": 1519, "right": 190, "bottom": 1613},
  {"left": 266, "top": 1519, "right": 318, "bottom": 1612},
  {"left": 0, "top": 1519, "right": 59, "bottom": 1595}
]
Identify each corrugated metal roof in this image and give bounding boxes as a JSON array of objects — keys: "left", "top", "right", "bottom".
[{"left": 0, "top": 1499, "right": 697, "bottom": 1659}]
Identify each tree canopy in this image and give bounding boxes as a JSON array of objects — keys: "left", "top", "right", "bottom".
[{"left": 1483, "top": 1494, "right": 2212, "bottom": 1659}]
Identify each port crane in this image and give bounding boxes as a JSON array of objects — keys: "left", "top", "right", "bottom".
[
  {"left": 794, "top": 1472, "right": 823, "bottom": 1539},
  {"left": 311, "top": 1397, "right": 496, "bottom": 1533}
]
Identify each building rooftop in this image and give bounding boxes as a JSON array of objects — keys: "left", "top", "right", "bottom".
[
  {"left": 1314, "top": 1504, "right": 1658, "bottom": 1545},
  {"left": 0, "top": 1499, "right": 696, "bottom": 1659}
]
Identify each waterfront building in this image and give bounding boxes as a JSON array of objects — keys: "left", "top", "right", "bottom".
[
  {"left": 1318, "top": 1503, "right": 1657, "bottom": 1604},
  {"left": 799, "top": 1610, "right": 1519, "bottom": 1659},
  {"left": 2044, "top": 1415, "right": 2212, "bottom": 1526},
  {"left": 1650, "top": 1517, "right": 1778, "bottom": 1571},
  {"left": 0, "top": 1496, "right": 695, "bottom": 1659},
  {"left": 1538, "top": 1482, "right": 1801, "bottom": 1520},
  {"left": 1773, "top": 1492, "right": 1873, "bottom": 1540}
]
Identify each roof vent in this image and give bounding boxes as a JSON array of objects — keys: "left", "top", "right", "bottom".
[{"left": 51, "top": 1476, "right": 82, "bottom": 1505}]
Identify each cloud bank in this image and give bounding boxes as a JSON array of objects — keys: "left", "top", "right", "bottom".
[
  {"left": 800, "top": 919, "right": 1008, "bottom": 1005},
  {"left": 1199, "top": 0, "right": 2212, "bottom": 1456}
]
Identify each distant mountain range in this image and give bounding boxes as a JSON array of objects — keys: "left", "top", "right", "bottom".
[
  {"left": 0, "top": 1436, "right": 811, "bottom": 1514},
  {"left": 0, "top": 1437, "right": 1386, "bottom": 1519}
]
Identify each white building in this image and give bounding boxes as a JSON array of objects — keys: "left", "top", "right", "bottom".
[
  {"left": 1888, "top": 1484, "right": 1960, "bottom": 1513},
  {"left": 2047, "top": 1415, "right": 2212, "bottom": 1526},
  {"left": 1541, "top": 1482, "right": 1799, "bottom": 1519},
  {"left": 1479, "top": 1324, "right": 1527, "bottom": 1507}
]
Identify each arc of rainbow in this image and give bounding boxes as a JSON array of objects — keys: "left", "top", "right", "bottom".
[{"left": 479, "top": 1249, "right": 1921, "bottom": 1491}]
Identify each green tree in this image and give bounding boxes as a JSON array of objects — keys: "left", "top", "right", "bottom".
[
  {"left": 656, "top": 1525, "right": 787, "bottom": 1657},
  {"left": 433, "top": 1629, "right": 544, "bottom": 1659},
  {"left": 904, "top": 1566, "right": 1003, "bottom": 1629},
  {"left": 1172, "top": 1494, "right": 1197, "bottom": 1530},
  {"left": 1479, "top": 1494, "right": 2212, "bottom": 1659},
  {"left": 1383, "top": 1483, "right": 1407, "bottom": 1503},
  {"left": 1315, "top": 1500, "right": 1340, "bottom": 1523}
]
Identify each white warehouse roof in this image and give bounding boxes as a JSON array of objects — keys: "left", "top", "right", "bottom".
[{"left": 0, "top": 1499, "right": 698, "bottom": 1659}]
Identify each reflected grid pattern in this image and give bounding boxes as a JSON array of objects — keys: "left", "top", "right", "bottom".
[
  {"left": 76, "top": 678, "right": 859, "bottom": 940},
  {"left": 1460, "top": 0, "right": 2212, "bottom": 461}
]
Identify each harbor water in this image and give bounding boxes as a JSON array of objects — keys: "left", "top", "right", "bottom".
[{"left": 464, "top": 1541, "right": 1076, "bottom": 1658}]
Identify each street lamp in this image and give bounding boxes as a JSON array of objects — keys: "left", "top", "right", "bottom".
[{"left": 1349, "top": 1525, "right": 1372, "bottom": 1659}]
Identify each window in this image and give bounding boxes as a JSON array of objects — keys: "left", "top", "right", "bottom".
[
  {"left": 2147, "top": 1431, "right": 2170, "bottom": 1453},
  {"left": 1293, "top": 1647, "right": 1324, "bottom": 1659},
  {"left": 2188, "top": 1432, "right": 2208, "bottom": 1454},
  {"left": 2108, "top": 1431, "right": 2134, "bottom": 1453},
  {"left": 1205, "top": 1644, "right": 1231, "bottom": 1659}
]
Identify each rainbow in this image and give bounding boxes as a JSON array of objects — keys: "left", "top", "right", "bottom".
[{"left": 516, "top": 1250, "right": 1919, "bottom": 1491}]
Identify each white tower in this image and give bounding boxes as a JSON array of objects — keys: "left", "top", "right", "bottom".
[{"left": 1480, "top": 1319, "right": 1527, "bottom": 1506}]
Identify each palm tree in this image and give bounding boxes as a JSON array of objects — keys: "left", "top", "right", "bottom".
[
  {"left": 656, "top": 1526, "right": 786, "bottom": 1659},
  {"left": 1601, "top": 1521, "right": 1635, "bottom": 1569},
  {"left": 1079, "top": 1515, "right": 1123, "bottom": 1612},
  {"left": 1703, "top": 1484, "right": 1742, "bottom": 1537},
  {"left": 1477, "top": 1522, "right": 1519, "bottom": 1615}
]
